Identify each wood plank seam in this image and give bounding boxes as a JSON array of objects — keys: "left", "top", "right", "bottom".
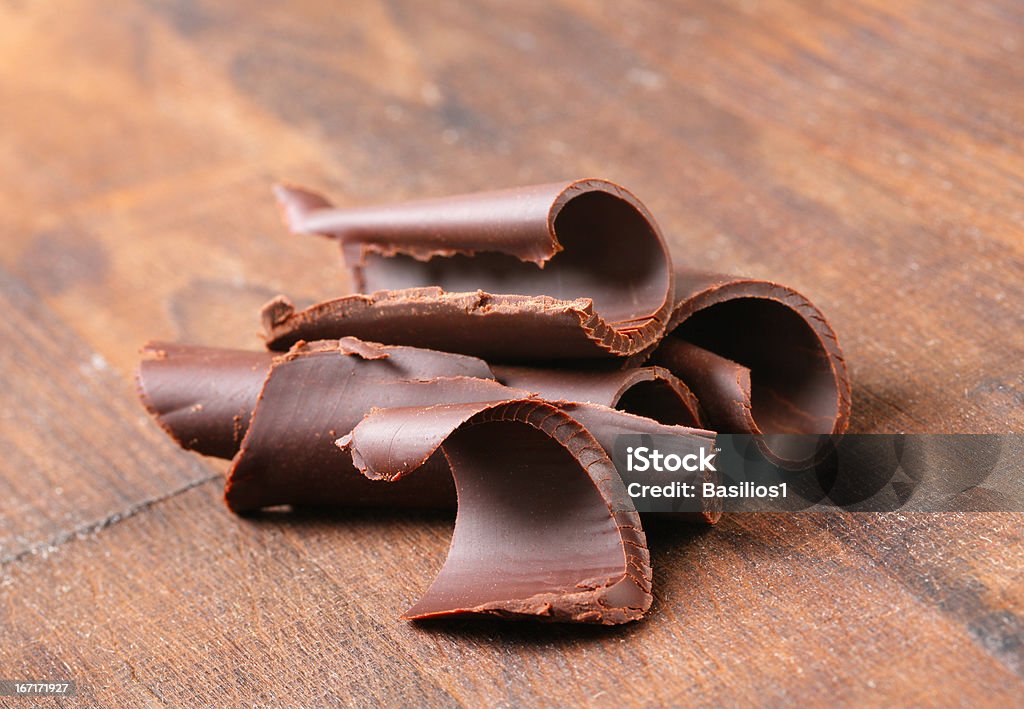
[
  {"left": 0, "top": 266, "right": 221, "bottom": 562},
  {"left": 0, "top": 475, "right": 222, "bottom": 568}
]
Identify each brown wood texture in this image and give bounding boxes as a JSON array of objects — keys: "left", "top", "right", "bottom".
[{"left": 0, "top": 0, "right": 1022, "bottom": 705}]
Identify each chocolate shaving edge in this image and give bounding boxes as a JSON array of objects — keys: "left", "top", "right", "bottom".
[{"left": 261, "top": 287, "right": 660, "bottom": 361}]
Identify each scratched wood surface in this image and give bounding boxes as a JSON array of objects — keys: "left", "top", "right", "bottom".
[{"left": 1, "top": 0, "right": 1022, "bottom": 705}]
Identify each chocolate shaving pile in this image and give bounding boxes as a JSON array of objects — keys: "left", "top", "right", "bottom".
[{"left": 139, "top": 178, "right": 850, "bottom": 625}]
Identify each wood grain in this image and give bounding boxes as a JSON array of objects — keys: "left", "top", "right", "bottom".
[
  {"left": 3, "top": 484, "right": 1022, "bottom": 706},
  {"left": 0, "top": 0, "right": 1021, "bottom": 705},
  {"left": 0, "top": 268, "right": 214, "bottom": 564}
]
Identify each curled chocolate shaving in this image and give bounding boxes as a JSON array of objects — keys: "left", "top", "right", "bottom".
[
  {"left": 493, "top": 364, "right": 702, "bottom": 427},
  {"left": 338, "top": 399, "right": 656, "bottom": 624},
  {"left": 137, "top": 337, "right": 517, "bottom": 512},
  {"left": 137, "top": 338, "right": 494, "bottom": 463},
  {"left": 223, "top": 340, "right": 510, "bottom": 512},
  {"left": 266, "top": 179, "right": 673, "bottom": 360},
  {"left": 650, "top": 271, "right": 851, "bottom": 460},
  {"left": 137, "top": 342, "right": 273, "bottom": 458}
]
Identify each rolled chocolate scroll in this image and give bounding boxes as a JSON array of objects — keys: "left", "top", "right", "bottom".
[
  {"left": 223, "top": 340, "right": 511, "bottom": 512},
  {"left": 137, "top": 338, "right": 493, "bottom": 460},
  {"left": 138, "top": 337, "right": 499, "bottom": 511},
  {"left": 649, "top": 271, "right": 852, "bottom": 459},
  {"left": 265, "top": 179, "right": 673, "bottom": 361},
  {"left": 340, "top": 399, "right": 716, "bottom": 622}
]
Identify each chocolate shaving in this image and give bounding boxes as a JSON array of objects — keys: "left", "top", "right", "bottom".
[
  {"left": 649, "top": 271, "right": 851, "bottom": 461},
  {"left": 340, "top": 399, "right": 718, "bottom": 622},
  {"left": 266, "top": 179, "right": 673, "bottom": 360},
  {"left": 223, "top": 340, "right": 509, "bottom": 512}
]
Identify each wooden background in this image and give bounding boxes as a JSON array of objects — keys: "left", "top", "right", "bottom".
[{"left": 1, "top": 0, "right": 1022, "bottom": 705}]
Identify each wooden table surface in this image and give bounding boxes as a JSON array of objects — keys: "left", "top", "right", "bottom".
[{"left": 1, "top": 1, "right": 1022, "bottom": 705}]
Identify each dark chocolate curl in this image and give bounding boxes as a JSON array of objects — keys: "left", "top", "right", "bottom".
[
  {"left": 137, "top": 342, "right": 273, "bottom": 458},
  {"left": 136, "top": 338, "right": 494, "bottom": 463},
  {"left": 493, "top": 364, "right": 702, "bottom": 427},
  {"left": 650, "top": 271, "right": 851, "bottom": 459},
  {"left": 223, "top": 340, "right": 514, "bottom": 512},
  {"left": 266, "top": 179, "right": 673, "bottom": 360},
  {"left": 339, "top": 399, "right": 653, "bottom": 624}
]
